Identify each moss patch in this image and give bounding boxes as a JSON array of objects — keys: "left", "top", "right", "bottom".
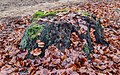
[
  {"left": 32, "top": 9, "right": 67, "bottom": 21},
  {"left": 27, "top": 24, "right": 44, "bottom": 39},
  {"left": 20, "top": 23, "right": 45, "bottom": 51}
]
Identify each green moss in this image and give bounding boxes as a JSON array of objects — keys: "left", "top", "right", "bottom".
[
  {"left": 82, "top": 11, "right": 90, "bottom": 16},
  {"left": 74, "top": 10, "right": 79, "bottom": 13},
  {"left": 83, "top": 44, "right": 92, "bottom": 59},
  {"left": 27, "top": 24, "right": 45, "bottom": 39},
  {"left": 46, "top": 11, "right": 56, "bottom": 16},
  {"left": 84, "top": 44, "right": 90, "bottom": 54},
  {"left": 32, "top": 11, "right": 45, "bottom": 21},
  {"left": 33, "top": 11, "right": 46, "bottom": 18},
  {"left": 32, "top": 9, "right": 67, "bottom": 22},
  {"left": 20, "top": 23, "right": 46, "bottom": 51},
  {"left": 56, "top": 9, "right": 67, "bottom": 13}
]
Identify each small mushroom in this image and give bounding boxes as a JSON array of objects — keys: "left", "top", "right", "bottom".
[
  {"left": 30, "top": 48, "right": 42, "bottom": 56},
  {"left": 37, "top": 33, "right": 41, "bottom": 36},
  {"left": 36, "top": 40, "right": 45, "bottom": 48},
  {"left": 38, "top": 42, "right": 45, "bottom": 48}
]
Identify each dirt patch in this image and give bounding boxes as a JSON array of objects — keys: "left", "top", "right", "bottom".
[
  {"left": 0, "top": 0, "right": 59, "bottom": 11},
  {"left": 0, "top": 0, "right": 87, "bottom": 19}
]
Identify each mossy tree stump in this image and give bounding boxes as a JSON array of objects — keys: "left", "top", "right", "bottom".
[{"left": 20, "top": 10, "right": 108, "bottom": 58}]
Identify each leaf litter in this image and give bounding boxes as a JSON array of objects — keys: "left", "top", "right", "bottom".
[{"left": 0, "top": 1, "right": 120, "bottom": 75}]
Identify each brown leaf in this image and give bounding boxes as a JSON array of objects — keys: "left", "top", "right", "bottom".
[
  {"left": 52, "top": 59, "right": 61, "bottom": 65},
  {"left": 0, "top": 61, "right": 4, "bottom": 67},
  {"left": 61, "top": 55, "right": 67, "bottom": 61}
]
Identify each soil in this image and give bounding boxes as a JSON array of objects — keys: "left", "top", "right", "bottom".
[
  {"left": 0, "top": 0, "right": 60, "bottom": 11},
  {"left": 0, "top": 0, "right": 86, "bottom": 19}
]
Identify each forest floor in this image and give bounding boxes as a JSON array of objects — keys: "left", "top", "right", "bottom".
[
  {"left": 0, "top": 0, "right": 120, "bottom": 75},
  {"left": 0, "top": 0, "right": 86, "bottom": 20}
]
